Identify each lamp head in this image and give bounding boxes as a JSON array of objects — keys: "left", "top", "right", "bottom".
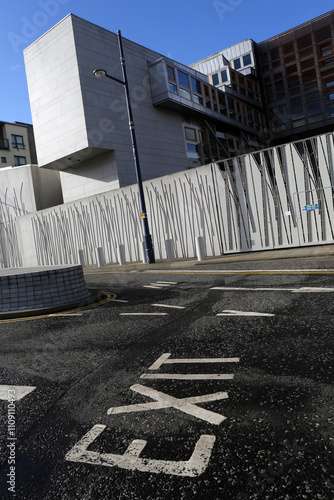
[{"left": 93, "top": 69, "right": 107, "bottom": 78}]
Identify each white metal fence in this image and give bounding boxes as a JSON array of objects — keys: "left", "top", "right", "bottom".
[{"left": 4, "top": 132, "right": 334, "bottom": 268}]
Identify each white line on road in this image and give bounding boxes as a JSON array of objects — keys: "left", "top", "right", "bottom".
[
  {"left": 0, "top": 385, "right": 36, "bottom": 401},
  {"left": 143, "top": 285, "right": 164, "bottom": 289},
  {"left": 150, "top": 283, "right": 172, "bottom": 287},
  {"left": 217, "top": 310, "right": 275, "bottom": 317},
  {"left": 211, "top": 286, "right": 295, "bottom": 291},
  {"left": 156, "top": 281, "right": 178, "bottom": 284},
  {"left": 119, "top": 313, "right": 168, "bottom": 316},
  {"left": 140, "top": 373, "right": 235, "bottom": 380},
  {"left": 152, "top": 303, "right": 185, "bottom": 309},
  {"left": 211, "top": 286, "right": 334, "bottom": 292},
  {"left": 112, "top": 299, "right": 129, "bottom": 303},
  {"left": 148, "top": 353, "right": 239, "bottom": 370}
]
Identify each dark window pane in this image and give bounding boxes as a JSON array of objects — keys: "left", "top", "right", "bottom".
[
  {"left": 221, "top": 70, "right": 228, "bottom": 82},
  {"left": 212, "top": 73, "right": 219, "bottom": 85},
  {"left": 233, "top": 58, "right": 241, "bottom": 70},
  {"left": 301, "top": 58, "right": 314, "bottom": 70},
  {"left": 307, "top": 102, "right": 322, "bottom": 115},
  {"left": 167, "top": 65, "right": 175, "bottom": 80},
  {"left": 315, "top": 26, "right": 331, "bottom": 42},
  {"left": 286, "top": 64, "right": 297, "bottom": 75},
  {"left": 191, "top": 77, "right": 202, "bottom": 94},
  {"left": 177, "top": 70, "right": 190, "bottom": 89},
  {"left": 243, "top": 54, "right": 252, "bottom": 66},
  {"left": 297, "top": 35, "right": 312, "bottom": 49}
]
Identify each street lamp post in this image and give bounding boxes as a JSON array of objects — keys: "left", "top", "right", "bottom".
[{"left": 93, "top": 30, "right": 155, "bottom": 264}]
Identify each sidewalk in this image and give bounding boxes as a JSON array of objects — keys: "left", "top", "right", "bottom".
[{"left": 83, "top": 243, "right": 334, "bottom": 274}]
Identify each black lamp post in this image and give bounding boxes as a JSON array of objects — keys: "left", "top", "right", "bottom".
[{"left": 93, "top": 30, "right": 155, "bottom": 264}]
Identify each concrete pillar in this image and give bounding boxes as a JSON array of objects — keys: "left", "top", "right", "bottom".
[
  {"left": 95, "top": 247, "right": 104, "bottom": 267},
  {"left": 165, "top": 239, "right": 175, "bottom": 262},
  {"left": 77, "top": 249, "right": 84, "bottom": 266},
  {"left": 195, "top": 236, "right": 205, "bottom": 261},
  {"left": 117, "top": 244, "right": 126, "bottom": 265}
]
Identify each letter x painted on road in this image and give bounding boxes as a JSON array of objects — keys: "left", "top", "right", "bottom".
[{"left": 107, "top": 384, "right": 228, "bottom": 425}]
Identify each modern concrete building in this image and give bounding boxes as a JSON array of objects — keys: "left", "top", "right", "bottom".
[
  {"left": 23, "top": 14, "right": 265, "bottom": 203},
  {"left": 0, "top": 121, "right": 37, "bottom": 168},
  {"left": 23, "top": 11, "right": 334, "bottom": 204},
  {"left": 193, "top": 10, "right": 334, "bottom": 145}
]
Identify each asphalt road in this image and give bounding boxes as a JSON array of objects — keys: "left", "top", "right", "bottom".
[{"left": 0, "top": 256, "right": 333, "bottom": 499}]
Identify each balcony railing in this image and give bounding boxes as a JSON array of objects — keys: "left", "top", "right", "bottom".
[{"left": 0, "top": 138, "right": 9, "bottom": 150}]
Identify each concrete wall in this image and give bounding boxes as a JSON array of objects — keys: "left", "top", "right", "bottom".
[{"left": 0, "top": 164, "right": 63, "bottom": 268}]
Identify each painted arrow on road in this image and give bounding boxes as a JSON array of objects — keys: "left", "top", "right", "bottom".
[{"left": 0, "top": 385, "right": 36, "bottom": 401}]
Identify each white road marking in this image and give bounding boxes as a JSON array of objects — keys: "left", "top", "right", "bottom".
[
  {"left": 0, "top": 385, "right": 36, "bottom": 401},
  {"left": 148, "top": 353, "right": 239, "bottom": 370},
  {"left": 150, "top": 283, "right": 171, "bottom": 287},
  {"left": 146, "top": 269, "right": 334, "bottom": 274},
  {"left": 217, "top": 310, "right": 275, "bottom": 317},
  {"left": 211, "top": 286, "right": 334, "bottom": 292},
  {"left": 156, "top": 281, "right": 178, "bottom": 284},
  {"left": 56, "top": 313, "right": 83, "bottom": 316},
  {"left": 65, "top": 424, "right": 216, "bottom": 477},
  {"left": 211, "top": 286, "right": 295, "bottom": 291},
  {"left": 112, "top": 299, "right": 129, "bottom": 303},
  {"left": 292, "top": 287, "right": 334, "bottom": 293},
  {"left": 143, "top": 285, "right": 164, "bottom": 289},
  {"left": 127, "top": 384, "right": 226, "bottom": 425},
  {"left": 140, "top": 373, "right": 234, "bottom": 380},
  {"left": 152, "top": 303, "right": 185, "bottom": 309},
  {"left": 107, "top": 391, "right": 228, "bottom": 415},
  {"left": 119, "top": 313, "right": 168, "bottom": 316}
]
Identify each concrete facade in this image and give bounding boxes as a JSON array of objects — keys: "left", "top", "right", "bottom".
[{"left": 24, "top": 14, "right": 265, "bottom": 203}]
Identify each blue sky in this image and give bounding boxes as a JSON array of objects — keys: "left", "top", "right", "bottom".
[{"left": 1, "top": 0, "right": 333, "bottom": 124}]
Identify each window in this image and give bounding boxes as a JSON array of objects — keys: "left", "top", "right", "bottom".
[
  {"left": 211, "top": 88, "right": 217, "bottom": 102},
  {"left": 221, "top": 70, "right": 228, "bottom": 83},
  {"left": 186, "top": 143, "right": 197, "bottom": 153},
  {"left": 247, "top": 80, "right": 254, "bottom": 91},
  {"left": 203, "top": 84, "right": 210, "bottom": 98},
  {"left": 1, "top": 157, "right": 6, "bottom": 163},
  {"left": 230, "top": 70, "right": 237, "bottom": 83},
  {"left": 318, "top": 41, "right": 333, "bottom": 59},
  {"left": 198, "top": 130, "right": 205, "bottom": 143},
  {"left": 235, "top": 139, "right": 241, "bottom": 151},
  {"left": 185, "top": 127, "right": 197, "bottom": 141},
  {"left": 177, "top": 70, "right": 190, "bottom": 89},
  {"left": 212, "top": 73, "right": 219, "bottom": 86},
  {"left": 243, "top": 54, "right": 252, "bottom": 66},
  {"left": 167, "top": 65, "right": 176, "bottom": 81},
  {"left": 238, "top": 74, "right": 245, "bottom": 87},
  {"left": 169, "top": 83, "right": 178, "bottom": 94},
  {"left": 283, "top": 42, "right": 294, "bottom": 55},
  {"left": 227, "top": 137, "right": 235, "bottom": 150},
  {"left": 191, "top": 77, "right": 202, "bottom": 94},
  {"left": 179, "top": 88, "right": 191, "bottom": 100},
  {"left": 233, "top": 58, "right": 241, "bottom": 70},
  {"left": 323, "top": 75, "right": 334, "bottom": 93},
  {"left": 11, "top": 135, "right": 24, "bottom": 150},
  {"left": 307, "top": 102, "right": 322, "bottom": 116},
  {"left": 14, "top": 156, "right": 26, "bottom": 166}
]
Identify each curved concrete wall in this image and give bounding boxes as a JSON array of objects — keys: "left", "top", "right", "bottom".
[{"left": 0, "top": 265, "right": 90, "bottom": 313}]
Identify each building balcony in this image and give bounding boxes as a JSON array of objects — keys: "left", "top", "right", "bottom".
[{"left": 148, "top": 58, "right": 262, "bottom": 136}]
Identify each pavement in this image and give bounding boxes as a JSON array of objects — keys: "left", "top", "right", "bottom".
[{"left": 83, "top": 243, "right": 334, "bottom": 274}]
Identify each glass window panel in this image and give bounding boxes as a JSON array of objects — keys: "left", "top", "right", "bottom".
[
  {"left": 291, "top": 107, "right": 304, "bottom": 119},
  {"left": 221, "top": 70, "right": 228, "bottom": 82},
  {"left": 243, "top": 54, "right": 252, "bottom": 66},
  {"left": 325, "top": 103, "right": 334, "bottom": 118},
  {"left": 301, "top": 58, "right": 314, "bottom": 70},
  {"left": 212, "top": 73, "right": 219, "bottom": 86},
  {"left": 177, "top": 70, "right": 190, "bottom": 89},
  {"left": 283, "top": 42, "right": 294, "bottom": 55},
  {"left": 307, "top": 102, "right": 322, "bottom": 115},
  {"left": 191, "top": 77, "right": 202, "bottom": 94},
  {"left": 187, "top": 143, "right": 197, "bottom": 153},
  {"left": 167, "top": 65, "right": 175, "bottom": 81},
  {"left": 308, "top": 114, "right": 323, "bottom": 123},
  {"left": 185, "top": 127, "right": 197, "bottom": 141},
  {"left": 319, "top": 41, "right": 333, "bottom": 58},
  {"left": 233, "top": 58, "right": 241, "bottom": 70},
  {"left": 305, "top": 91, "right": 320, "bottom": 103},
  {"left": 290, "top": 96, "right": 302, "bottom": 107},
  {"left": 169, "top": 83, "right": 178, "bottom": 94},
  {"left": 203, "top": 84, "right": 210, "bottom": 98},
  {"left": 323, "top": 75, "right": 334, "bottom": 92},
  {"left": 11, "top": 135, "right": 24, "bottom": 149},
  {"left": 179, "top": 88, "right": 191, "bottom": 100},
  {"left": 293, "top": 119, "right": 306, "bottom": 128},
  {"left": 193, "top": 94, "right": 203, "bottom": 105},
  {"left": 286, "top": 64, "right": 297, "bottom": 75}
]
